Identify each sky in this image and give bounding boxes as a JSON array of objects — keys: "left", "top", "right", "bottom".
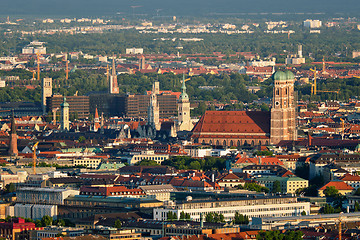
[{"left": 0, "top": 0, "right": 359, "bottom": 17}]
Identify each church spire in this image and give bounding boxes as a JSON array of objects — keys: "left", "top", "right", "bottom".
[{"left": 179, "top": 74, "right": 188, "bottom": 100}]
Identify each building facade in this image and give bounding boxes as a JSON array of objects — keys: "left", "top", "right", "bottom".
[{"left": 270, "top": 71, "right": 297, "bottom": 144}]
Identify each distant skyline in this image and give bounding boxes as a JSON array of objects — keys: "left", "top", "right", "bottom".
[{"left": 1, "top": 0, "right": 359, "bottom": 18}]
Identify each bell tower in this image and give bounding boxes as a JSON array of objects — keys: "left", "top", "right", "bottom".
[
  {"left": 177, "top": 75, "right": 192, "bottom": 131},
  {"left": 270, "top": 71, "right": 297, "bottom": 145}
]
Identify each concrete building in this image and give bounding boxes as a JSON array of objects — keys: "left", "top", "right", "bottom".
[
  {"left": 285, "top": 45, "right": 305, "bottom": 65},
  {"left": 154, "top": 196, "right": 310, "bottom": 222},
  {"left": 7, "top": 204, "right": 57, "bottom": 220},
  {"left": 46, "top": 95, "right": 89, "bottom": 119},
  {"left": 126, "top": 48, "right": 144, "bottom": 55},
  {"left": 35, "top": 226, "right": 84, "bottom": 239},
  {"left": 16, "top": 187, "right": 79, "bottom": 205},
  {"left": 0, "top": 218, "right": 39, "bottom": 240},
  {"left": 140, "top": 184, "right": 177, "bottom": 201},
  {"left": 255, "top": 176, "right": 308, "bottom": 194},
  {"left": 304, "top": 19, "right": 322, "bottom": 28},
  {"left": 126, "top": 150, "right": 169, "bottom": 165}
]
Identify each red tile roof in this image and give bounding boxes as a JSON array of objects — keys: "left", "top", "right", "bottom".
[
  {"left": 319, "top": 181, "right": 354, "bottom": 191},
  {"left": 339, "top": 173, "right": 360, "bottom": 182},
  {"left": 192, "top": 111, "right": 270, "bottom": 135}
]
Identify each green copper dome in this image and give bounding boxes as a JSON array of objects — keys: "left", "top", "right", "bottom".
[
  {"left": 272, "top": 71, "right": 286, "bottom": 81},
  {"left": 284, "top": 70, "right": 295, "bottom": 80}
]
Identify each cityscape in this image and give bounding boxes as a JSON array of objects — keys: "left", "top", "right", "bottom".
[{"left": 0, "top": 1, "right": 359, "bottom": 240}]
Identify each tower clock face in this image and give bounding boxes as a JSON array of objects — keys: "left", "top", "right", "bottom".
[{"left": 275, "top": 101, "right": 280, "bottom": 106}]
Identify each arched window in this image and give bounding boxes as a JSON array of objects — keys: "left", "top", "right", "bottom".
[
  {"left": 223, "top": 140, "right": 227, "bottom": 146},
  {"left": 209, "top": 140, "right": 213, "bottom": 145},
  {"left": 202, "top": 140, "right": 205, "bottom": 144},
  {"left": 216, "top": 140, "right": 220, "bottom": 145},
  {"left": 237, "top": 140, "right": 241, "bottom": 146},
  {"left": 265, "top": 140, "right": 269, "bottom": 145},
  {"left": 276, "top": 89, "right": 279, "bottom": 95},
  {"left": 230, "top": 140, "right": 234, "bottom": 146},
  {"left": 259, "top": 140, "right": 262, "bottom": 146},
  {"left": 251, "top": 140, "right": 255, "bottom": 146}
]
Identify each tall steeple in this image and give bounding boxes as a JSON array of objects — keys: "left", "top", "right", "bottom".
[
  {"left": 270, "top": 71, "right": 297, "bottom": 144},
  {"left": 109, "top": 56, "right": 119, "bottom": 94},
  {"left": 177, "top": 75, "right": 192, "bottom": 131},
  {"left": 148, "top": 81, "right": 160, "bottom": 131},
  {"left": 8, "top": 110, "right": 18, "bottom": 156}
]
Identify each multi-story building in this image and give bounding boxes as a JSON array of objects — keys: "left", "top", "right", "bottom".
[
  {"left": 35, "top": 226, "right": 84, "bottom": 239},
  {"left": 126, "top": 150, "right": 169, "bottom": 165},
  {"left": 46, "top": 95, "right": 90, "bottom": 119},
  {"left": 153, "top": 196, "right": 310, "bottom": 222},
  {"left": 16, "top": 187, "right": 79, "bottom": 205},
  {"left": 304, "top": 19, "right": 322, "bottom": 28},
  {"left": 0, "top": 218, "right": 40, "bottom": 240},
  {"left": 255, "top": 176, "right": 308, "bottom": 194}
]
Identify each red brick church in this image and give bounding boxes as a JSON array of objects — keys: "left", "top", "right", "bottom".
[{"left": 191, "top": 71, "right": 297, "bottom": 146}]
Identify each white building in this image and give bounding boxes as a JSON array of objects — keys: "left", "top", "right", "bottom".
[
  {"left": 154, "top": 196, "right": 310, "bottom": 222},
  {"left": 126, "top": 48, "right": 144, "bottom": 55},
  {"left": 7, "top": 204, "right": 57, "bottom": 220},
  {"left": 304, "top": 19, "right": 322, "bottom": 28},
  {"left": 126, "top": 150, "right": 169, "bottom": 165},
  {"left": 16, "top": 187, "right": 79, "bottom": 205}
]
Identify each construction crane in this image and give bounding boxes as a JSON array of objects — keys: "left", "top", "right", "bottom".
[
  {"left": 310, "top": 67, "right": 340, "bottom": 95},
  {"left": 32, "top": 142, "right": 39, "bottom": 175}
]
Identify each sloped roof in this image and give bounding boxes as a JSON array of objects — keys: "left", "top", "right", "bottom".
[
  {"left": 339, "top": 173, "right": 360, "bottom": 181},
  {"left": 319, "top": 180, "right": 354, "bottom": 191},
  {"left": 192, "top": 111, "right": 270, "bottom": 135}
]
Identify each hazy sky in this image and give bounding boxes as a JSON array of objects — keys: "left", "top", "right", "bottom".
[{"left": 1, "top": 0, "right": 359, "bottom": 17}]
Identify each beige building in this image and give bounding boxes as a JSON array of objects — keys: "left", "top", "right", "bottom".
[
  {"left": 256, "top": 176, "right": 308, "bottom": 194},
  {"left": 127, "top": 150, "right": 169, "bottom": 165},
  {"left": 140, "top": 184, "right": 177, "bottom": 201},
  {"left": 177, "top": 76, "right": 192, "bottom": 131}
]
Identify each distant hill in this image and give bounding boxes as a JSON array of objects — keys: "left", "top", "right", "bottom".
[{"left": 1, "top": 0, "right": 359, "bottom": 18}]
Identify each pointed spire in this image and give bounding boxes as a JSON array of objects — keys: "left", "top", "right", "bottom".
[{"left": 179, "top": 74, "right": 189, "bottom": 100}]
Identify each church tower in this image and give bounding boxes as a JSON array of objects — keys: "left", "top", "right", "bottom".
[
  {"left": 42, "top": 77, "right": 52, "bottom": 114},
  {"left": 109, "top": 56, "right": 119, "bottom": 94},
  {"left": 60, "top": 97, "right": 70, "bottom": 131},
  {"left": 177, "top": 75, "right": 192, "bottom": 131},
  {"left": 8, "top": 111, "right": 18, "bottom": 156},
  {"left": 148, "top": 81, "right": 160, "bottom": 131},
  {"left": 270, "top": 71, "right": 297, "bottom": 145}
]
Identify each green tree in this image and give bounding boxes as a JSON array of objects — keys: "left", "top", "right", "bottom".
[
  {"left": 354, "top": 188, "right": 360, "bottom": 196},
  {"left": 205, "top": 212, "right": 225, "bottom": 223},
  {"left": 167, "top": 211, "right": 177, "bottom": 221},
  {"left": 135, "top": 159, "right": 159, "bottom": 166},
  {"left": 179, "top": 211, "right": 190, "bottom": 221},
  {"left": 272, "top": 180, "right": 281, "bottom": 193},
  {"left": 41, "top": 215, "right": 53, "bottom": 227},
  {"left": 5, "top": 183, "right": 16, "bottom": 193},
  {"left": 322, "top": 204, "right": 335, "bottom": 214},
  {"left": 54, "top": 219, "right": 65, "bottom": 226},
  {"left": 323, "top": 186, "right": 340, "bottom": 198},
  {"left": 301, "top": 211, "right": 307, "bottom": 216},
  {"left": 114, "top": 219, "right": 122, "bottom": 229},
  {"left": 233, "top": 212, "right": 249, "bottom": 225}
]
